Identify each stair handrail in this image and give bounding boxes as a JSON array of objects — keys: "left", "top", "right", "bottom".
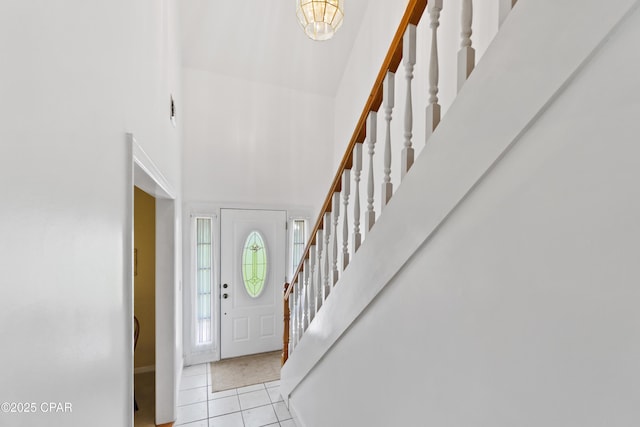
[
  {"left": 283, "top": 0, "right": 428, "bottom": 364},
  {"left": 284, "top": 0, "right": 427, "bottom": 302}
]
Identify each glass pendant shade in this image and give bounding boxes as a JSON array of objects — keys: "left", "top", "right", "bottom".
[{"left": 296, "top": 0, "right": 344, "bottom": 41}]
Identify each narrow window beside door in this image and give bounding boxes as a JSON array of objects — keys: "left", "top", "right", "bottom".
[
  {"left": 195, "top": 217, "right": 213, "bottom": 345},
  {"left": 291, "top": 219, "right": 306, "bottom": 276}
]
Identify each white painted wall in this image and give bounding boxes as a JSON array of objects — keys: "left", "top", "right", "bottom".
[
  {"left": 284, "top": 0, "right": 640, "bottom": 425},
  {"left": 181, "top": 67, "right": 335, "bottom": 361},
  {"left": 182, "top": 67, "right": 335, "bottom": 213},
  {"left": 0, "top": 0, "right": 183, "bottom": 425}
]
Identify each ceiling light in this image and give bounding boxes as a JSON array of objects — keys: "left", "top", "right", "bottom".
[{"left": 296, "top": 0, "right": 344, "bottom": 41}]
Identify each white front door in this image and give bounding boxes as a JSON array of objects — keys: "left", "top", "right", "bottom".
[{"left": 220, "top": 209, "right": 286, "bottom": 359}]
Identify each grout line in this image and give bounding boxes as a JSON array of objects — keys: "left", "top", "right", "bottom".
[
  {"left": 205, "top": 372, "right": 210, "bottom": 425},
  {"left": 178, "top": 365, "right": 289, "bottom": 427},
  {"left": 239, "top": 406, "right": 246, "bottom": 427}
]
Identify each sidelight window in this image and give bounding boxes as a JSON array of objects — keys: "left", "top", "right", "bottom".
[{"left": 194, "top": 217, "right": 213, "bottom": 345}]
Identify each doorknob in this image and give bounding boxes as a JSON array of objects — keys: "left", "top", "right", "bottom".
[
  {"left": 223, "top": 283, "right": 228, "bottom": 289},
  {"left": 223, "top": 293, "right": 229, "bottom": 299}
]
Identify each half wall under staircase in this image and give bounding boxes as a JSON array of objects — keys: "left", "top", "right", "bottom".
[{"left": 281, "top": 0, "right": 640, "bottom": 425}]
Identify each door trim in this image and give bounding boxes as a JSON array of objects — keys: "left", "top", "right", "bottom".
[
  {"left": 183, "top": 203, "right": 312, "bottom": 363},
  {"left": 126, "top": 133, "right": 178, "bottom": 426},
  {"left": 184, "top": 211, "right": 220, "bottom": 365},
  {"left": 219, "top": 208, "right": 287, "bottom": 359}
]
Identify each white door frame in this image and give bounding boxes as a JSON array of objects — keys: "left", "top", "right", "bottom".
[
  {"left": 220, "top": 208, "right": 287, "bottom": 359},
  {"left": 126, "top": 133, "right": 179, "bottom": 425},
  {"left": 183, "top": 203, "right": 312, "bottom": 364}
]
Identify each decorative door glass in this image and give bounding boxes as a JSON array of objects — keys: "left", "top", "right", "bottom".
[{"left": 241, "top": 231, "right": 267, "bottom": 298}]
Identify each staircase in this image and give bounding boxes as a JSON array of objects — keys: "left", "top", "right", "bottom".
[{"left": 281, "top": 0, "right": 640, "bottom": 425}]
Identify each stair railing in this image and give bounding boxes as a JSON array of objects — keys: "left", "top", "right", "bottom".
[{"left": 283, "top": 0, "right": 518, "bottom": 365}]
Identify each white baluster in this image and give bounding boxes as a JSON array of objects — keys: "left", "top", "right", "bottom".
[
  {"left": 352, "top": 143, "right": 363, "bottom": 252},
  {"left": 426, "top": 0, "right": 443, "bottom": 143},
  {"left": 382, "top": 71, "right": 395, "bottom": 207},
  {"left": 316, "top": 229, "right": 324, "bottom": 311},
  {"left": 365, "top": 112, "right": 377, "bottom": 232},
  {"left": 290, "top": 291, "right": 296, "bottom": 350},
  {"left": 458, "top": 0, "right": 475, "bottom": 92},
  {"left": 295, "top": 278, "right": 302, "bottom": 343},
  {"left": 303, "top": 258, "right": 310, "bottom": 330},
  {"left": 298, "top": 278, "right": 303, "bottom": 343},
  {"left": 499, "top": 0, "right": 517, "bottom": 27},
  {"left": 308, "top": 245, "right": 317, "bottom": 321},
  {"left": 323, "top": 212, "right": 331, "bottom": 300},
  {"left": 332, "top": 192, "right": 340, "bottom": 285},
  {"left": 299, "top": 276, "right": 305, "bottom": 341},
  {"left": 342, "top": 169, "right": 350, "bottom": 269},
  {"left": 401, "top": 25, "right": 416, "bottom": 179},
  {"left": 293, "top": 280, "right": 298, "bottom": 348},
  {"left": 288, "top": 296, "right": 294, "bottom": 354}
]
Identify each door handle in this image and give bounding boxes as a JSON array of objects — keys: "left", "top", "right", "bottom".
[
  {"left": 223, "top": 293, "right": 229, "bottom": 299},
  {"left": 223, "top": 283, "right": 228, "bottom": 289}
]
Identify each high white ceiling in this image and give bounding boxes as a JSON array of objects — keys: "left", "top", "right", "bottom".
[{"left": 179, "top": 0, "right": 369, "bottom": 97}]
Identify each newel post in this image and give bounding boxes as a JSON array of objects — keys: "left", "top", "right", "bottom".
[{"left": 282, "top": 283, "right": 290, "bottom": 366}]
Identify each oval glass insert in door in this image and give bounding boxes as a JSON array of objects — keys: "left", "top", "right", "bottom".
[{"left": 241, "top": 231, "right": 268, "bottom": 298}]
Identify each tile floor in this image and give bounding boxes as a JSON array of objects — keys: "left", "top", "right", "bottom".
[{"left": 175, "top": 363, "right": 297, "bottom": 427}]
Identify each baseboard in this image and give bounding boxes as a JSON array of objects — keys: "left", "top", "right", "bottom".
[
  {"left": 288, "top": 401, "right": 306, "bottom": 427},
  {"left": 134, "top": 365, "right": 155, "bottom": 374}
]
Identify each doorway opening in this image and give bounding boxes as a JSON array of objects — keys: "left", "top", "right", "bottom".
[
  {"left": 134, "top": 187, "right": 157, "bottom": 426},
  {"left": 219, "top": 209, "right": 287, "bottom": 359},
  {"left": 127, "top": 134, "right": 179, "bottom": 426}
]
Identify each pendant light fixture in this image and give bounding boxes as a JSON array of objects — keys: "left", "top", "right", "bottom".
[{"left": 296, "top": 0, "right": 344, "bottom": 41}]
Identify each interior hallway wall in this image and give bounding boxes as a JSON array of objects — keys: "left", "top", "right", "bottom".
[
  {"left": 180, "top": 67, "right": 336, "bottom": 362},
  {"left": 290, "top": 2, "right": 640, "bottom": 425},
  {"left": 181, "top": 67, "right": 335, "bottom": 216},
  {"left": 0, "top": 0, "right": 183, "bottom": 425}
]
